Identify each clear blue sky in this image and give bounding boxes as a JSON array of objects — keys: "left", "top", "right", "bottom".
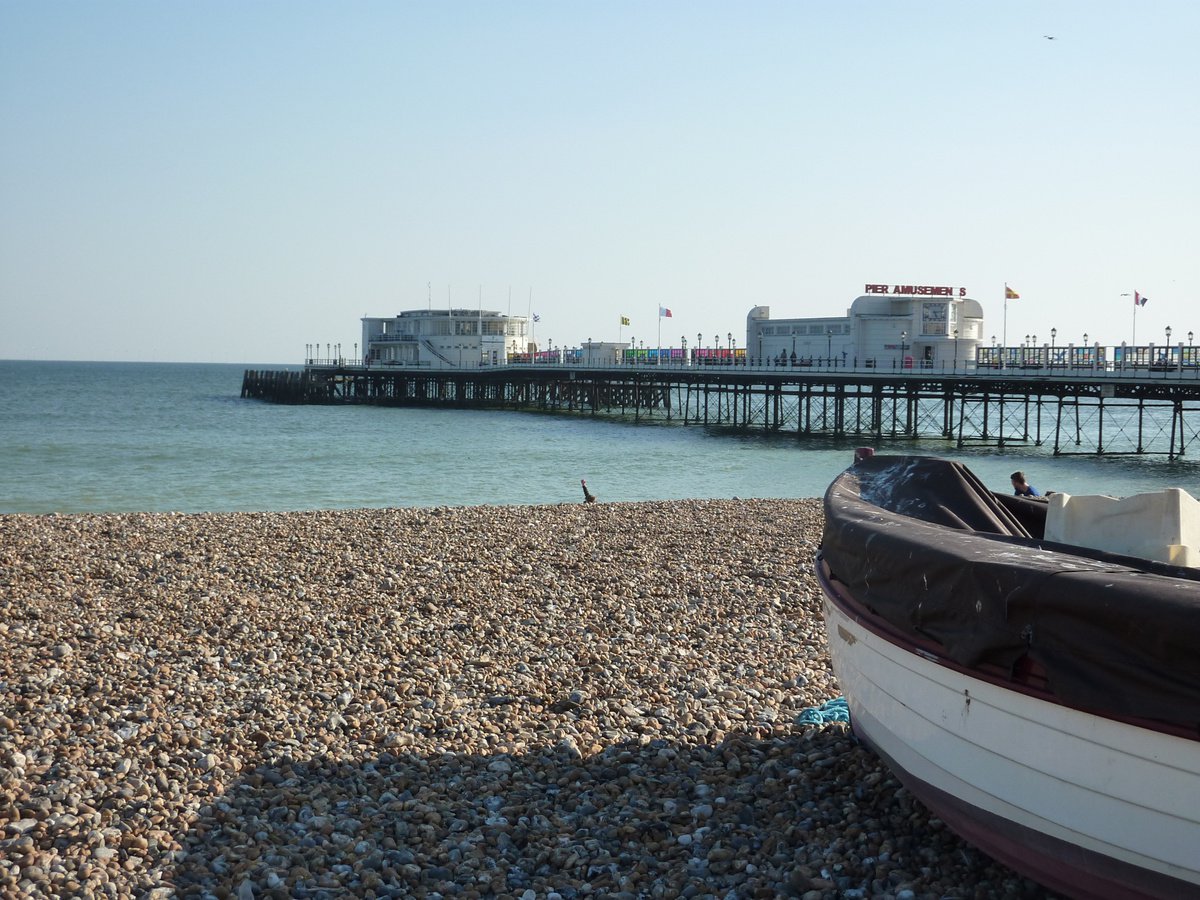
[{"left": 2, "top": 1, "right": 1197, "bottom": 363}]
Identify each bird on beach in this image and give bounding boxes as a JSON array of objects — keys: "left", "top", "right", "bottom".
[{"left": 581, "top": 479, "right": 597, "bottom": 503}]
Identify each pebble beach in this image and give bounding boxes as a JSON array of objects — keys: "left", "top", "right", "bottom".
[{"left": 1, "top": 500, "right": 1047, "bottom": 899}]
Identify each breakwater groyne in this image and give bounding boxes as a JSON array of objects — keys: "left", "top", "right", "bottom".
[{"left": 242, "top": 363, "right": 1200, "bottom": 457}]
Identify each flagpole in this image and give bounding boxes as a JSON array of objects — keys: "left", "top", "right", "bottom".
[
  {"left": 527, "top": 288, "right": 534, "bottom": 352},
  {"left": 1002, "top": 284, "right": 1009, "bottom": 369},
  {"left": 1132, "top": 294, "right": 1137, "bottom": 348}
]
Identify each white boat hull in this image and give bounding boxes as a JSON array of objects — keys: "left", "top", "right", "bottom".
[{"left": 823, "top": 589, "right": 1200, "bottom": 898}]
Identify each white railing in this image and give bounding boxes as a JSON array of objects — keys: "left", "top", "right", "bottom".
[{"left": 310, "top": 356, "right": 1200, "bottom": 381}]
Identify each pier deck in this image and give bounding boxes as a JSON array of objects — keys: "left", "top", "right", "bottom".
[{"left": 241, "top": 363, "right": 1200, "bottom": 458}]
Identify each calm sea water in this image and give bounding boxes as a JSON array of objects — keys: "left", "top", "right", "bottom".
[{"left": 3, "top": 360, "right": 1200, "bottom": 513}]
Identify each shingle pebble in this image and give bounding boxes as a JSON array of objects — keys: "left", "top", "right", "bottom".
[{"left": 0, "top": 501, "right": 1049, "bottom": 898}]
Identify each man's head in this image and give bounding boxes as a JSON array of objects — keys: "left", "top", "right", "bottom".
[{"left": 1011, "top": 471, "right": 1028, "bottom": 490}]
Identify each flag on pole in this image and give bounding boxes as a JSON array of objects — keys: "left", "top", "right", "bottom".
[
  {"left": 1005, "top": 285, "right": 1019, "bottom": 300},
  {"left": 659, "top": 306, "right": 673, "bottom": 318},
  {"left": 1134, "top": 291, "right": 1148, "bottom": 307},
  {"left": 620, "top": 315, "right": 630, "bottom": 326}
]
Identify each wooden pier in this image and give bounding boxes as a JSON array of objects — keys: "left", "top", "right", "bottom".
[{"left": 242, "top": 363, "right": 1200, "bottom": 458}]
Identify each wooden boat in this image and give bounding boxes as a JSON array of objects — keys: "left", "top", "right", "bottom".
[{"left": 817, "top": 453, "right": 1200, "bottom": 899}]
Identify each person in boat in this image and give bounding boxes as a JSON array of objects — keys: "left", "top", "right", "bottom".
[{"left": 1010, "top": 471, "right": 1042, "bottom": 497}]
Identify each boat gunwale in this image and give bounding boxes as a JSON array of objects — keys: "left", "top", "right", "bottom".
[{"left": 815, "top": 553, "right": 1200, "bottom": 745}]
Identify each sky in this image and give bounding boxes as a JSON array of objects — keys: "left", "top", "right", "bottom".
[{"left": 2, "top": 1, "right": 1197, "bottom": 364}]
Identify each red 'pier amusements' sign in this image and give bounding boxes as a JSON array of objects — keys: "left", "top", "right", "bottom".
[{"left": 865, "top": 284, "right": 967, "bottom": 297}]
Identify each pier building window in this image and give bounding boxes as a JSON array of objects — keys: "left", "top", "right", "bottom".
[{"left": 921, "top": 303, "right": 948, "bottom": 336}]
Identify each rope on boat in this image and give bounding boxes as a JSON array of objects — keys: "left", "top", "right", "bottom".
[{"left": 796, "top": 696, "right": 850, "bottom": 726}]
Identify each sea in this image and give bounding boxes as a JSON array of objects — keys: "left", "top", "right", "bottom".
[{"left": 4, "top": 359, "right": 1200, "bottom": 514}]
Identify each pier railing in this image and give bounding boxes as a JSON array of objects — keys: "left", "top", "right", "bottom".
[{"left": 341, "top": 355, "right": 1200, "bottom": 380}]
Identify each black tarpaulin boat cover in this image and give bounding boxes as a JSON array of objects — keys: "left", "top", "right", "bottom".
[{"left": 820, "top": 455, "right": 1200, "bottom": 735}]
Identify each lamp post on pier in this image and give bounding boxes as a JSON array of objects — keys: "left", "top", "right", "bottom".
[
  {"left": 826, "top": 329, "right": 833, "bottom": 366},
  {"left": 900, "top": 330, "right": 907, "bottom": 368},
  {"left": 1051, "top": 327, "right": 1057, "bottom": 369}
]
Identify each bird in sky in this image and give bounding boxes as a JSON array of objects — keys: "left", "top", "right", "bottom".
[{"left": 1043, "top": 35, "right": 1056, "bottom": 40}]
